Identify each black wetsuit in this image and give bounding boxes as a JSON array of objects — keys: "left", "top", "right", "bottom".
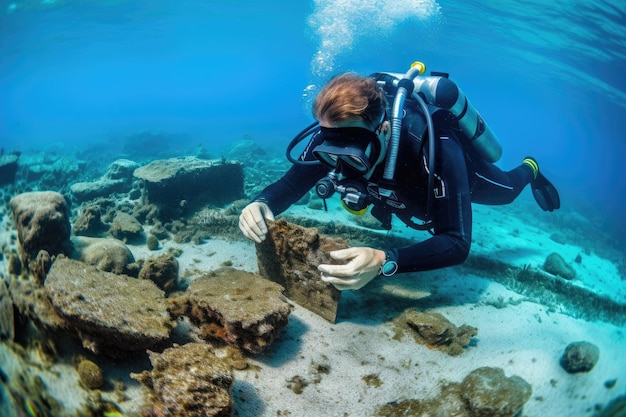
[{"left": 254, "top": 108, "right": 534, "bottom": 274}]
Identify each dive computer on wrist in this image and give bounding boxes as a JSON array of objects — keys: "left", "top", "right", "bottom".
[{"left": 380, "top": 250, "right": 398, "bottom": 277}]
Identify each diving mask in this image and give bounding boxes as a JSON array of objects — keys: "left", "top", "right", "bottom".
[{"left": 312, "top": 126, "right": 382, "bottom": 176}]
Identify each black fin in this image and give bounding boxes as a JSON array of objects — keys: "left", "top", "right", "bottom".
[{"left": 532, "top": 172, "right": 560, "bottom": 212}]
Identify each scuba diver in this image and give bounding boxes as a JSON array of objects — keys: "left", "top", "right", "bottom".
[{"left": 239, "top": 63, "right": 560, "bottom": 291}]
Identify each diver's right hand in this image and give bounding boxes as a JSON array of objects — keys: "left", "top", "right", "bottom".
[{"left": 239, "top": 201, "right": 275, "bottom": 243}]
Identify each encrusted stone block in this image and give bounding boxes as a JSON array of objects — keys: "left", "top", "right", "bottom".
[
  {"left": 169, "top": 268, "right": 291, "bottom": 353},
  {"left": 45, "top": 257, "right": 174, "bottom": 356},
  {"left": 132, "top": 342, "right": 233, "bottom": 417},
  {"left": 256, "top": 218, "right": 348, "bottom": 323}
]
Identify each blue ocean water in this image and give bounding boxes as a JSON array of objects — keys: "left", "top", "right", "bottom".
[
  {"left": 1, "top": 0, "right": 625, "bottom": 239},
  {"left": 1, "top": 2, "right": 625, "bottom": 416}
]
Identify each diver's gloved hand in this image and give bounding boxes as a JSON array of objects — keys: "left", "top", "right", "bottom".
[
  {"left": 239, "top": 201, "right": 275, "bottom": 243},
  {"left": 318, "top": 247, "right": 386, "bottom": 290}
]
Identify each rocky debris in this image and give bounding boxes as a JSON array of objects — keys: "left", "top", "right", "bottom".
[
  {"left": 256, "top": 218, "right": 347, "bottom": 323},
  {"left": 45, "top": 257, "right": 175, "bottom": 356},
  {"left": 138, "top": 253, "right": 179, "bottom": 293},
  {"left": 398, "top": 309, "right": 478, "bottom": 356},
  {"left": 132, "top": 342, "right": 233, "bottom": 417},
  {"left": 0, "top": 152, "right": 19, "bottom": 185},
  {"left": 0, "top": 279, "right": 14, "bottom": 340},
  {"left": 72, "top": 236, "right": 137, "bottom": 275},
  {"left": 543, "top": 252, "right": 576, "bottom": 280},
  {"left": 560, "top": 341, "right": 600, "bottom": 373},
  {"left": 108, "top": 211, "right": 144, "bottom": 243},
  {"left": 70, "top": 159, "right": 139, "bottom": 203},
  {"left": 72, "top": 204, "right": 108, "bottom": 237},
  {"left": 7, "top": 252, "right": 22, "bottom": 275},
  {"left": 133, "top": 156, "right": 244, "bottom": 218},
  {"left": 376, "top": 367, "right": 531, "bottom": 417},
  {"left": 169, "top": 268, "right": 292, "bottom": 354},
  {"left": 76, "top": 358, "right": 104, "bottom": 390},
  {"left": 226, "top": 136, "right": 268, "bottom": 166},
  {"left": 10, "top": 191, "right": 72, "bottom": 271},
  {"left": 70, "top": 179, "right": 129, "bottom": 202},
  {"left": 460, "top": 367, "right": 532, "bottom": 417},
  {"left": 27, "top": 156, "right": 86, "bottom": 189},
  {"left": 8, "top": 271, "right": 70, "bottom": 332},
  {"left": 104, "top": 158, "right": 140, "bottom": 180},
  {"left": 187, "top": 207, "right": 241, "bottom": 241},
  {"left": 31, "top": 249, "right": 52, "bottom": 283}
]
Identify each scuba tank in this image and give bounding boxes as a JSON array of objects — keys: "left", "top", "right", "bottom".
[{"left": 372, "top": 70, "right": 502, "bottom": 163}]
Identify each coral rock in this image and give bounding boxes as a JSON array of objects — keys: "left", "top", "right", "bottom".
[
  {"left": 72, "top": 205, "right": 108, "bottom": 237},
  {"left": 77, "top": 359, "right": 104, "bottom": 390},
  {"left": 460, "top": 367, "right": 532, "bottom": 417},
  {"left": 72, "top": 236, "right": 136, "bottom": 275},
  {"left": 32, "top": 249, "right": 52, "bottom": 283},
  {"left": 256, "top": 218, "right": 347, "bottom": 323},
  {"left": 560, "top": 341, "right": 600, "bottom": 373},
  {"left": 0, "top": 153, "right": 19, "bottom": 186},
  {"left": 132, "top": 342, "right": 233, "bottom": 417},
  {"left": 375, "top": 366, "right": 531, "bottom": 417},
  {"left": 169, "top": 268, "right": 292, "bottom": 354},
  {"left": 45, "top": 257, "right": 174, "bottom": 356},
  {"left": 402, "top": 309, "right": 478, "bottom": 356},
  {"left": 133, "top": 156, "right": 244, "bottom": 218},
  {"left": 70, "top": 159, "right": 139, "bottom": 202},
  {"left": 10, "top": 191, "right": 72, "bottom": 270},
  {"left": 0, "top": 279, "right": 14, "bottom": 340},
  {"left": 138, "top": 253, "right": 179, "bottom": 293},
  {"left": 108, "top": 211, "right": 144, "bottom": 242},
  {"left": 542, "top": 252, "right": 576, "bottom": 280}
]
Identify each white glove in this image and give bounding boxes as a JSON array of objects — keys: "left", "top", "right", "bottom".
[
  {"left": 318, "top": 247, "right": 386, "bottom": 290},
  {"left": 239, "top": 201, "right": 275, "bottom": 243}
]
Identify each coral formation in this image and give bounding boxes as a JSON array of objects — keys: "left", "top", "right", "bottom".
[
  {"left": 10, "top": 191, "right": 72, "bottom": 271},
  {"left": 256, "top": 218, "right": 347, "bottom": 323},
  {"left": 72, "top": 236, "right": 137, "bottom": 275},
  {"left": 138, "top": 253, "right": 179, "bottom": 293},
  {"left": 146, "top": 233, "right": 159, "bottom": 250},
  {"left": 168, "top": 267, "right": 292, "bottom": 353},
  {"left": 376, "top": 366, "right": 531, "bottom": 417},
  {"left": 542, "top": 252, "right": 576, "bottom": 280},
  {"left": 0, "top": 152, "right": 19, "bottom": 186},
  {"left": 397, "top": 309, "right": 478, "bottom": 356},
  {"left": 70, "top": 159, "right": 139, "bottom": 203},
  {"left": 72, "top": 205, "right": 108, "bottom": 237},
  {"left": 131, "top": 342, "right": 233, "bottom": 417},
  {"left": 560, "top": 341, "right": 600, "bottom": 373},
  {"left": 108, "top": 211, "right": 144, "bottom": 243},
  {"left": 45, "top": 257, "right": 175, "bottom": 356},
  {"left": 133, "top": 156, "right": 244, "bottom": 219},
  {"left": 77, "top": 358, "right": 104, "bottom": 390},
  {"left": 0, "top": 279, "right": 14, "bottom": 340},
  {"left": 31, "top": 249, "right": 52, "bottom": 283},
  {"left": 7, "top": 252, "right": 21, "bottom": 276}
]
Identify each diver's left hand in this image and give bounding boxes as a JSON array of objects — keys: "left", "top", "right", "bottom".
[{"left": 318, "top": 247, "right": 386, "bottom": 290}]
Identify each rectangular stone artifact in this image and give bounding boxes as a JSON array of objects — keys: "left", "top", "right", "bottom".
[{"left": 256, "top": 218, "right": 348, "bottom": 323}]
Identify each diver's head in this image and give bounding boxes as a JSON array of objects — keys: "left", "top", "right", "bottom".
[{"left": 311, "top": 73, "right": 390, "bottom": 178}]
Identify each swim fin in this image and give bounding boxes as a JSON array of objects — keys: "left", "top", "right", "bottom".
[
  {"left": 523, "top": 157, "right": 560, "bottom": 212},
  {"left": 532, "top": 171, "right": 560, "bottom": 212}
]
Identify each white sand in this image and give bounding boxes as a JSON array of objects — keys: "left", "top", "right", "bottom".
[{"left": 1, "top": 190, "right": 624, "bottom": 417}]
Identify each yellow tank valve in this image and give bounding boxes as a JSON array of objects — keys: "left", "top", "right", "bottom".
[{"left": 411, "top": 61, "right": 426, "bottom": 74}]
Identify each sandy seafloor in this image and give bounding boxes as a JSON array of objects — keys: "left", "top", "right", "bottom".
[{"left": 0, "top": 171, "right": 625, "bottom": 417}]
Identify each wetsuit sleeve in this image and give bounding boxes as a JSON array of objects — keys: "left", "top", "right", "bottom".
[{"left": 388, "top": 138, "right": 473, "bottom": 272}]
